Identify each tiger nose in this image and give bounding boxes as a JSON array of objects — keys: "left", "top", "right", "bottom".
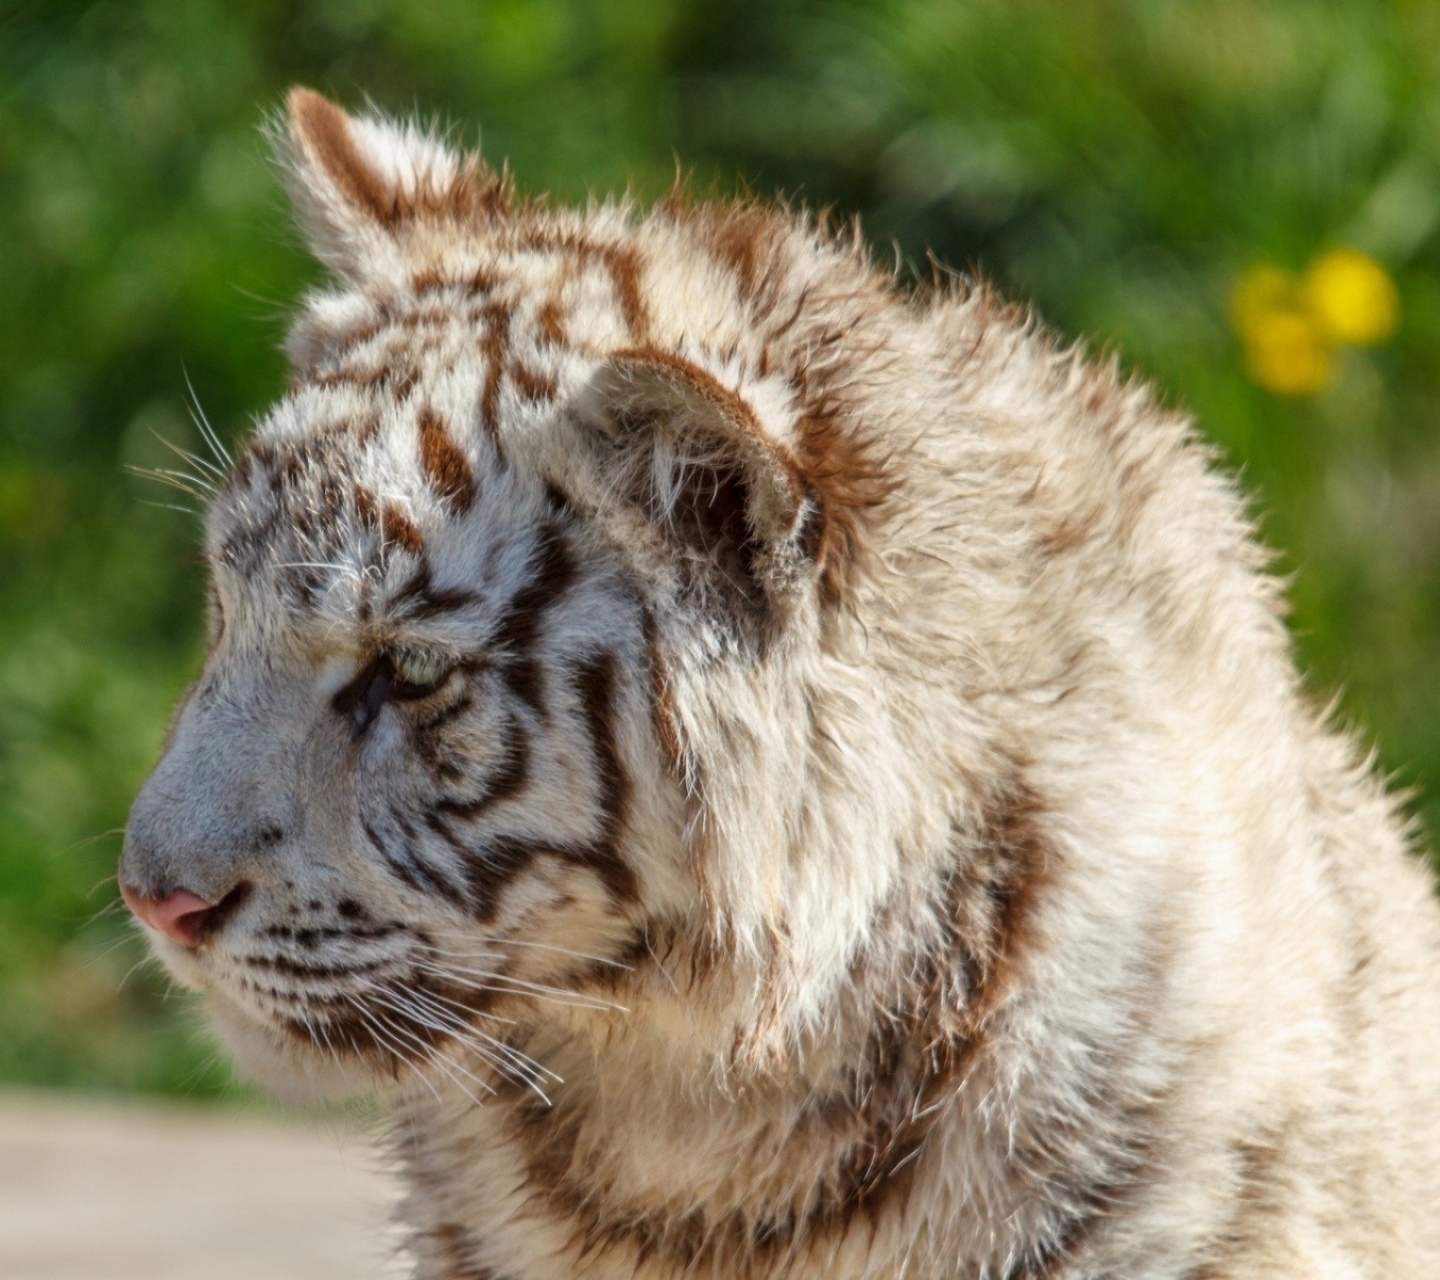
[{"left": 120, "top": 882, "right": 221, "bottom": 948}]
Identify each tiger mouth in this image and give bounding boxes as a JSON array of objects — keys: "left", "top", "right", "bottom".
[{"left": 215, "top": 938, "right": 568, "bottom": 1101}]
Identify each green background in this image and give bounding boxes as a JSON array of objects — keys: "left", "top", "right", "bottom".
[{"left": 3, "top": 0, "right": 1438, "bottom": 1097}]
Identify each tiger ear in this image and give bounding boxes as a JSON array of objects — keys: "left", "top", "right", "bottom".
[
  {"left": 582, "top": 350, "right": 823, "bottom": 615},
  {"left": 276, "top": 87, "right": 504, "bottom": 282}
]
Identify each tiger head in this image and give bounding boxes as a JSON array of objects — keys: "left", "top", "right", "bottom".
[{"left": 119, "top": 90, "right": 903, "bottom": 1099}]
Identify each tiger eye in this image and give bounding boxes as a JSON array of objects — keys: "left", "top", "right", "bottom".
[{"left": 390, "top": 648, "right": 452, "bottom": 698}]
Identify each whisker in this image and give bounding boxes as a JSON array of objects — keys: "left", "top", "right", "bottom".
[
  {"left": 136, "top": 498, "right": 202, "bottom": 518},
  {"left": 409, "top": 957, "right": 629, "bottom": 1015},
  {"left": 368, "top": 978, "right": 554, "bottom": 1097},
  {"left": 273, "top": 559, "right": 351, "bottom": 573},
  {"left": 355, "top": 991, "right": 494, "bottom": 1107},
  {"left": 117, "top": 949, "right": 159, "bottom": 991},
  {"left": 81, "top": 931, "right": 141, "bottom": 970},
  {"left": 396, "top": 982, "right": 561, "bottom": 1092},
  {"left": 421, "top": 936, "right": 632, "bottom": 970},
  {"left": 183, "top": 365, "right": 233, "bottom": 467},
  {"left": 126, "top": 467, "right": 210, "bottom": 501},
  {"left": 153, "top": 430, "right": 226, "bottom": 485},
  {"left": 139, "top": 445, "right": 220, "bottom": 494},
  {"left": 368, "top": 983, "right": 516, "bottom": 1073},
  {"left": 80, "top": 898, "right": 131, "bottom": 927},
  {"left": 60, "top": 829, "right": 126, "bottom": 858},
  {"left": 340, "top": 995, "right": 447, "bottom": 1106}
]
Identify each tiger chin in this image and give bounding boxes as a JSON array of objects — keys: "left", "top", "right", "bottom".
[{"left": 120, "top": 87, "right": 1440, "bottom": 1279}]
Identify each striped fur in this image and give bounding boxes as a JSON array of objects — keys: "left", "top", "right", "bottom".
[{"left": 121, "top": 89, "right": 1440, "bottom": 1279}]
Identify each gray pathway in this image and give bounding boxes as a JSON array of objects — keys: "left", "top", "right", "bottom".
[{"left": 0, "top": 1091, "right": 409, "bottom": 1279}]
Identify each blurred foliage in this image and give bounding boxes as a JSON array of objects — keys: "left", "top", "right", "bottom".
[{"left": 1, "top": 0, "right": 1437, "bottom": 1095}]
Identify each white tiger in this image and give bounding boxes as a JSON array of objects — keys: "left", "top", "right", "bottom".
[{"left": 121, "top": 89, "right": 1440, "bottom": 1279}]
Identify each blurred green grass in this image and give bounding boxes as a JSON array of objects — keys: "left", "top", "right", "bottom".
[{"left": 2, "top": 0, "right": 1437, "bottom": 1096}]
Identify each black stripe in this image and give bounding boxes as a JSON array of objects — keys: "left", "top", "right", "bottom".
[
  {"left": 434, "top": 718, "right": 531, "bottom": 819},
  {"left": 569, "top": 652, "right": 637, "bottom": 902},
  {"left": 415, "top": 692, "right": 474, "bottom": 734},
  {"left": 501, "top": 658, "right": 547, "bottom": 720},
  {"left": 392, "top": 560, "right": 483, "bottom": 619},
  {"left": 260, "top": 921, "right": 397, "bottom": 943},
  {"left": 458, "top": 653, "right": 638, "bottom": 920},
  {"left": 245, "top": 954, "right": 388, "bottom": 979},
  {"left": 461, "top": 836, "right": 573, "bottom": 922},
  {"left": 367, "top": 812, "right": 468, "bottom": 907},
  {"left": 490, "top": 524, "right": 577, "bottom": 656}
]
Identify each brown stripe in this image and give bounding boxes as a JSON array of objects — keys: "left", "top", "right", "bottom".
[
  {"left": 413, "top": 693, "right": 474, "bottom": 781},
  {"left": 1180, "top": 1124, "right": 1293, "bottom": 1280},
  {"left": 568, "top": 651, "right": 638, "bottom": 900},
  {"left": 509, "top": 230, "right": 645, "bottom": 337},
  {"left": 409, "top": 266, "right": 447, "bottom": 293},
  {"left": 460, "top": 836, "right": 569, "bottom": 921},
  {"left": 535, "top": 296, "right": 567, "bottom": 346},
  {"left": 244, "top": 953, "right": 387, "bottom": 980},
  {"left": 792, "top": 386, "right": 895, "bottom": 608},
  {"left": 353, "top": 483, "right": 379, "bottom": 526},
  {"left": 641, "top": 607, "right": 682, "bottom": 775},
  {"left": 288, "top": 88, "right": 410, "bottom": 228},
  {"left": 366, "top": 812, "right": 468, "bottom": 908},
  {"left": 382, "top": 503, "right": 425, "bottom": 556},
  {"left": 313, "top": 361, "right": 419, "bottom": 399},
  {"left": 286, "top": 88, "right": 512, "bottom": 227},
  {"left": 510, "top": 361, "right": 558, "bottom": 402},
  {"left": 417, "top": 407, "right": 475, "bottom": 513},
  {"left": 455, "top": 653, "right": 635, "bottom": 920},
  {"left": 600, "top": 243, "right": 648, "bottom": 338},
  {"left": 259, "top": 921, "right": 397, "bottom": 944},
  {"left": 478, "top": 299, "right": 513, "bottom": 450},
  {"left": 708, "top": 205, "right": 782, "bottom": 302}
]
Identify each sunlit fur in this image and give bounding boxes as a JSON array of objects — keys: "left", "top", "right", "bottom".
[{"left": 121, "top": 89, "right": 1440, "bottom": 1279}]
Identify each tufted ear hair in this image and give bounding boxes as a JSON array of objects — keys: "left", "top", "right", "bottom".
[
  {"left": 276, "top": 87, "right": 508, "bottom": 283},
  {"left": 581, "top": 350, "right": 823, "bottom": 620}
]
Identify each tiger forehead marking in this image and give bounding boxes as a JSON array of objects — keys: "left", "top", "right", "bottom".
[{"left": 121, "top": 87, "right": 1440, "bottom": 1280}]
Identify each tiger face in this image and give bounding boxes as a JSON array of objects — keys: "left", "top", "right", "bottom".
[{"left": 119, "top": 90, "right": 873, "bottom": 1100}]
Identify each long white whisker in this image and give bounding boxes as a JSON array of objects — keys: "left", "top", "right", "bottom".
[
  {"left": 358, "top": 989, "right": 497, "bottom": 1106},
  {"left": 183, "top": 365, "right": 233, "bottom": 467},
  {"left": 422, "top": 936, "right": 632, "bottom": 969},
  {"left": 126, "top": 466, "right": 211, "bottom": 501},
  {"left": 117, "top": 951, "right": 157, "bottom": 991},
  {"left": 372, "top": 982, "right": 528, "bottom": 1079},
  {"left": 80, "top": 932, "right": 139, "bottom": 970},
  {"left": 342, "top": 995, "right": 452, "bottom": 1108},
  {"left": 357, "top": 980, "right": 508, "bottom": 1074},
  {"left": 409, "top": 957, "right": 628, "bottom": 1015},
  {"left": 273, "top": 559, "right": 350, "bottom": 573},
  {"left": 371, "top": 979, "right": 558, "bottom": 1103},
  {"left": 136, "top": 498, "right": 202, "bottom": 518},
  {"left": 398, "top": 982, "right": 562, "bottom": 1091},
  {"left": 153, "top": 430, "right": 226, "bottom": 485}
]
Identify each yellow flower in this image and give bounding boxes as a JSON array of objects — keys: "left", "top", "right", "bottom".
[
  {"left": 1231, "top": 249, "right": 1397, "bottom": 395},
  {"left": 1231, "top": 263, "right": 1297, "bottom": 335},
  {"left": 1303, "top": 248, "right": 1398, "bottom": 346},
  {"left": 1240, "top": 306, "right": 1333, "bottom": 396}
]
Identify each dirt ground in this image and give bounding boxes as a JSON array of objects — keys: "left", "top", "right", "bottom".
[{"left": 0, "top": 1090, "right": 409, "bottom": 1279}]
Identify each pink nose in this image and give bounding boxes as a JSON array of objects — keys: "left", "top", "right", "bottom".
[{"left": 120, "top": 883, "right": 218, "bottom": 948}]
